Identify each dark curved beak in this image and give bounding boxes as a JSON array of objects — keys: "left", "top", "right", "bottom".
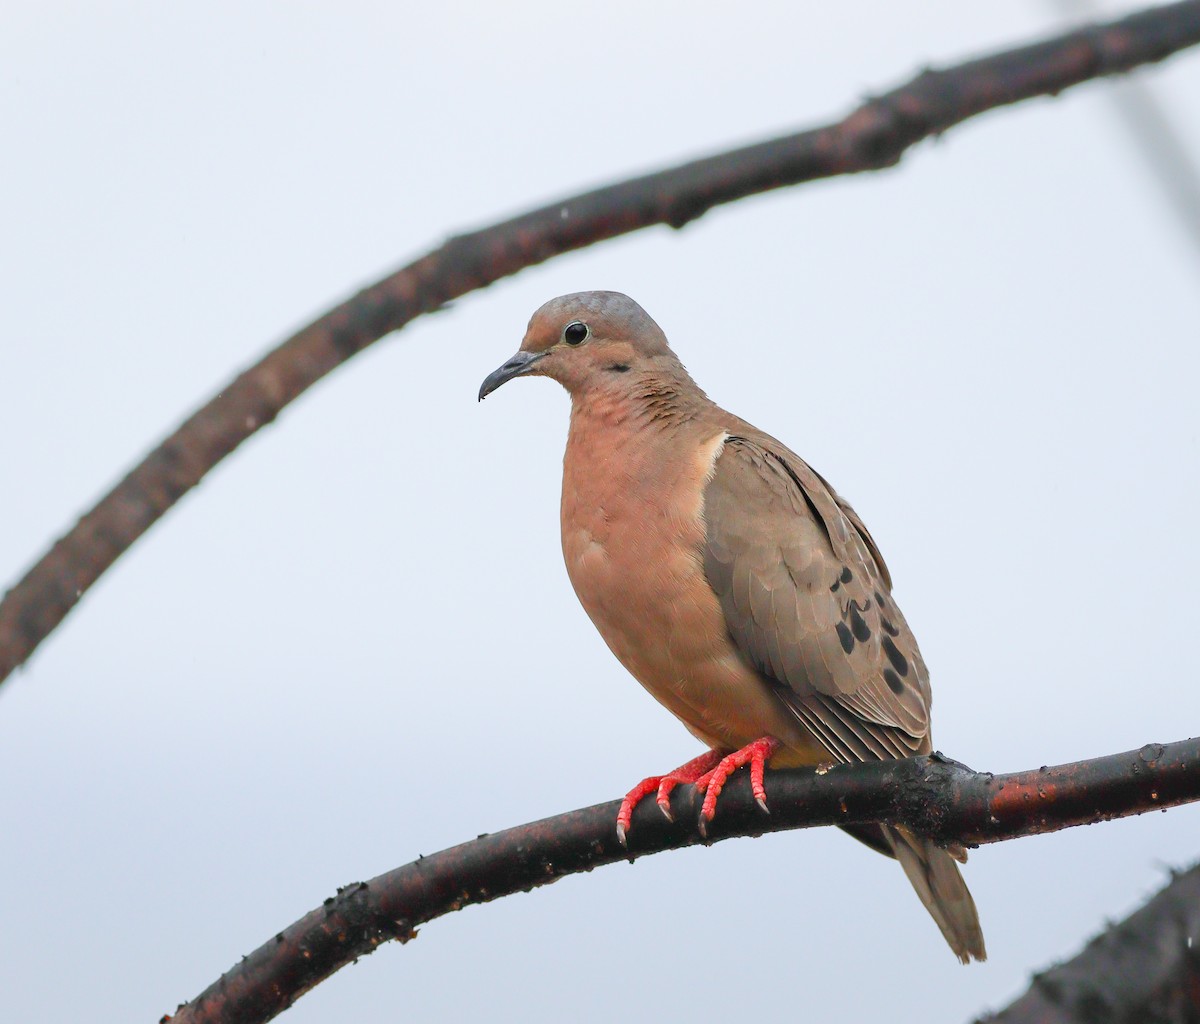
[{"left": 478, "top": 350, "right": 545, "bottom": 401}]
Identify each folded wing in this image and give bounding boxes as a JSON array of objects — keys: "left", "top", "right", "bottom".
[{"left": 701, "top": 434, "right": 932, "bottom": 765}]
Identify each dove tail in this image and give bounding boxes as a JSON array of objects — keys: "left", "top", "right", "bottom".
[{"left": 883, "top": 824, "right": 987, "bottom": 963}]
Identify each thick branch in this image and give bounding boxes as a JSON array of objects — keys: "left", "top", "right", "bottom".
[
  {"left": 164, "top": 738, "right": 1200, "bottom": 1024},
  {"left": 980, "top": 860, "right": 1200, "bottom": 1023},
  {"left": 5, "top": 2, "right": 1200, "bottom": 685}
]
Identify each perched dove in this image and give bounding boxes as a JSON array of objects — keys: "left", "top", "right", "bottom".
[{"left": 479, "top": 291, "right": 985, "bottom": 962}]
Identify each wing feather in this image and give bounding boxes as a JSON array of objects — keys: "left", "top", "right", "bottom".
[{"left": 702, "top": 434, "right": 931, "bottom": 764}]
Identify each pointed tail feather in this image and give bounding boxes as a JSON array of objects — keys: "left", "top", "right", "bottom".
[{"left": 883, "top": 824, "right": 987, "bottom": 963}]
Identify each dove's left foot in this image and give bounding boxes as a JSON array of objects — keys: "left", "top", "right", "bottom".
[{"left": 693, "top": 736, "right": 781, "bottom": 834}]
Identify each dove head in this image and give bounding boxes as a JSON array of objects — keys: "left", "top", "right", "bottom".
[{"left": 478, "top": 291, "right": 681, "bottom": 401}]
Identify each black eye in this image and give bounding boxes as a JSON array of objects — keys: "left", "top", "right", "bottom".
[{"left": 562, "top": 321, "right": 590, "bottom": 346}]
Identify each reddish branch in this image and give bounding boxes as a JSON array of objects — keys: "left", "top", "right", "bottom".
[
  {"left": 980, "top": 860, "right": 1200, "bottom": 1023},
  {"left": 4, "top": 2, "right": 1200, "bottom": 684},
  {"left": 163, "top": 738, "right": 1200, "bottom": 1024}
]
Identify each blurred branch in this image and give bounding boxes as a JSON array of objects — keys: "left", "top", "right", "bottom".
[
  {"left": 1107, "top": 77, "right": 1200, "bottom": 252},
  {"left": 163, "top": 738, "right": 1200, "bottom": 1024},
  {"left": 978, "top": 860, "right": 1200, "bottom": 1023},
  {"left": 1049, "top": 0, "right": 1200, "bottom": 260},
  {"left": 4, "top": 2, "right": 1200, "bottom": 686}
]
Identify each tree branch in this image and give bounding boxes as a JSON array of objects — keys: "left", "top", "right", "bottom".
[
  {"left": 5, "top": 2, "right": 1200, "bottom": 686},
  {"left": 163, "top": 737, "right": 1200, "bottom": 1024},
  {"left": 979, "top": 860, "right": 1200, "bottom": 1023}
]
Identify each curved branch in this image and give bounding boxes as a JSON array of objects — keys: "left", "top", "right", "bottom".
[
  {"left": 6, "top": 2, "right": 1200, "bottom": 686},
  {"left": 163, "top": 738, "right": 1200, "bottom": 1024}
]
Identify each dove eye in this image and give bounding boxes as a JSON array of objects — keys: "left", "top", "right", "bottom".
[{"left": 562, "top": 321, "right": 590, "bottom": 346}]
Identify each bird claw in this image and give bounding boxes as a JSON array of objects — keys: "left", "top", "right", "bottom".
[
  {"left": 616, "top": 739, "right": 780, "bottom": 842},
  {"left": 655, "top": 788, "right": 676, "bottom": 822},
  {"left": 695, "top": 736, "right": 781, "bottom": 826},
  {"left": 619, "top": 739, "right": 777, "bottom": 845},
  {"left": 614, "top": 750, "right": 724, "bottom": 842}
]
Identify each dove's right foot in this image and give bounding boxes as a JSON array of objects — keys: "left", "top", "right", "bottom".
[{"left": 615, "top": 749, "right": 724, "bottom": 845}]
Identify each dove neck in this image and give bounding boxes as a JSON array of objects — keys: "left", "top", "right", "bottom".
[{"left": 566, "top": 364, "right": 710, "bottom": 438}]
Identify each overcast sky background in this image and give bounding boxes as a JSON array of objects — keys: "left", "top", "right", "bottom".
[{"left": 2, "top": 3, "right": 1199, "bottom": 1021}]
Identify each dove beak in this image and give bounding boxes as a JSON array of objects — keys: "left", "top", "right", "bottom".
[{"left": 478, "top": 350, "right": 546, "bottom": 401}]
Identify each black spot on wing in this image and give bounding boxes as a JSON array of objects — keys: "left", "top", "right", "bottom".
[
  {"left": 840, "top": 566, "right": 853, "bottom": 584},
  {"left": 884, "top": 668, "right": 905, "bottom": 695},
  {"left": 882, "top": 634, "right": 909, "bottom": 677},
  {"left": 835, "top": 622, "right": 855, "bottom": 655},
  {"left": 874, "top": 589, "right": 902, "bottom": 636},
  {"left": 849, "top": 604, "right": 871, "bottom": 642}
]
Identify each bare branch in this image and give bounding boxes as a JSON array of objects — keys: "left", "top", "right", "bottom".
[
  {"left": 162, "top": 738, "right": 1200, "bottom": 1024},
  {"left": 979, "top": 860, "right": 1200, "bottom": 1023},
  {"left": 5, "top": 2, "right": 1200, "bottom": 686}
]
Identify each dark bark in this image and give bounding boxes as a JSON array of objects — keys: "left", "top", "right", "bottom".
[
  {"left": 163, "top": 737, "right": 1200, "bottom": 1024},
  {"left": 5, "top": 2, "right": 1200, "bottom": 685},
  {"left": 978, "top": 861, "right": 1200, "bottom": 1024}
]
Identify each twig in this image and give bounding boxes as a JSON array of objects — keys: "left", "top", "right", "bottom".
[
  {"left": 4, "top": 1, "right": 1200, "bottom": 685},
  {"left": 163, "top": 737, "right": 1200, "bottom": 1024}
]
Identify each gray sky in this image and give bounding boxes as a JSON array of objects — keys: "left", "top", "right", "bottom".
[{"left": 2, "top": 2, "right": 1199, "bottom": 1021}]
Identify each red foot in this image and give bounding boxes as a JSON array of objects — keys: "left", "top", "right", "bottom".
[
  {"left": 693, "top": 736, "right": 781, "bottom": 834},
  {"left": 615, "top": 749, "right": 723, "bottom": 845}
]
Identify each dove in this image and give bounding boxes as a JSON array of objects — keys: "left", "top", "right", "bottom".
[{"left": 479, "top": 291, "right": 985, "bottom": 962}]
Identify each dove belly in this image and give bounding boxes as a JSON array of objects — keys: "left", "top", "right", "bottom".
[{"left": 560, "top": 430, "right": 822, "bottom": 763}]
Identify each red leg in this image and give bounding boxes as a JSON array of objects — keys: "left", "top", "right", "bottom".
[
  {"left": 615, "top": 749, "right": 724, "bottom": 845},
  {"left": 694, "top": 736, "right": 781, "bottom": 833}
]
